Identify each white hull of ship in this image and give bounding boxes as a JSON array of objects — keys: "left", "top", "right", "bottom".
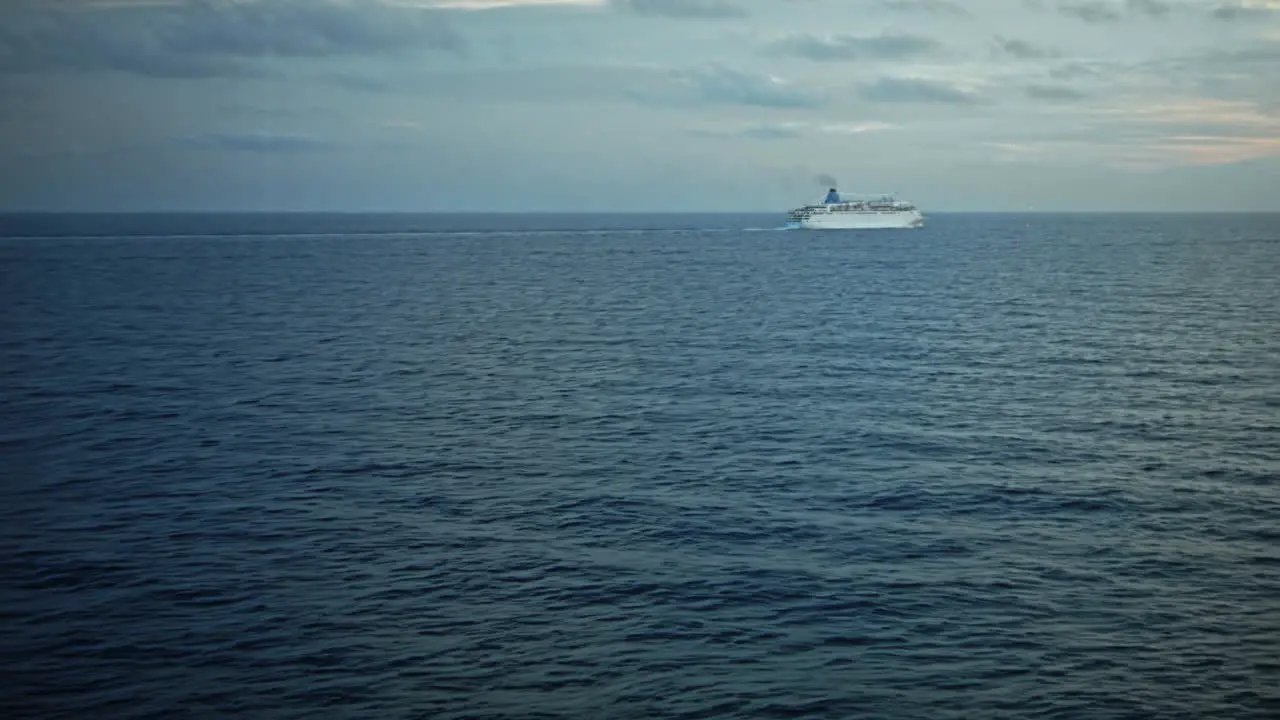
[{"left": 788, "top": 210, "right": 924, "bottom": 230}]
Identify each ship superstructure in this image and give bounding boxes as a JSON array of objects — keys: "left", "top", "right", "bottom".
[{"left": 787, "top": 188, "right": 924, "bottom": 229}]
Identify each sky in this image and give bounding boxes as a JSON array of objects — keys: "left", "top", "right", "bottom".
[{"left": 0, "top": 0, "right": 1277, "bottom": 212}]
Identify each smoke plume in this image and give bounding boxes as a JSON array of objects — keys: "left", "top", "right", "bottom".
[{"left": 816, "top": 173, "right": 838, "bottom": 187}]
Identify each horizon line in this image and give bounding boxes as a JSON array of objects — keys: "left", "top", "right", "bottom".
[{"left": 2, "top": 209, "right": 1278, "bottom": 215}]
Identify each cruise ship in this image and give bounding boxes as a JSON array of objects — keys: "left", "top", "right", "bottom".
[{"left": 786, "top": 188, "right": 924, "bottom": 230}]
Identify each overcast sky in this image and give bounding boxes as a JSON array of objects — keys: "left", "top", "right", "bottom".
[{"left": 0, "top": 0, "right": 1277, "bottom": 211}]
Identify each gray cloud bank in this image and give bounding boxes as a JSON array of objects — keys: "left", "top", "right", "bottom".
[
  {"left": 613, "top": 0, "right": 748, "bottom": 18},
  {"left": 765, "top": 32, "right": 943, "bottom": 61},
  {"left": 1, "top": 0, "right": 1276, "bottom": 211},
  {"left": 0, "top": 1, "right": 464, "bottom": 78}
]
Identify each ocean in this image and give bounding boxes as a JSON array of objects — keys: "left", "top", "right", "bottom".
[{"left": 2, "top": 212, "right": 1277, "bottom": 719}]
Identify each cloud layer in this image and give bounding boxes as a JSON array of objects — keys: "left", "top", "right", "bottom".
[
  {"left": 0, "top": 1, "right": 465, "bottom": 78},
  {"left": 1, "top": 0, "right": 1277, "bottom": 210}
]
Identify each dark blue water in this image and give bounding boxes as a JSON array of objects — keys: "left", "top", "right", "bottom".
[{"left": 3, "top": 212, "right": 1278, "bottom": 719}]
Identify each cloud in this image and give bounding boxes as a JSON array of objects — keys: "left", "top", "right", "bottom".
[
  {"left": 987, "top": 133, "right": 1280, "bottom": 171},
  {"left": 1199, "top": 44, "right": 1280, "bottom": 63},
  {"left": 1057, "top": 1, "right": 1122, "bottom": 22},
  {"left": 428, "top": 0, "right": 603, "bottom": 8},
  {"left": 171, "top": 2, "right": 465, "bottom": 57},
  {"left": 1144, "top": 135, "right": 1280, "bottom": 166},
  {"left": 3, "top": 0, "right": 1275, "bottom": 212},
  {"left": 1018, "top": 95, "right": 1280, "bottom": 169},
  {"left": 686, "top": 121, "right": 807, "bottom": 140},
  {"left": 675, "top": 65, "right": 823, "bottom": 107},
  {"left": 1192, "top": 43, "right": 1280, "bottom": 68},
  {"left": 1026, "top": 84, "right": 1090, "bottom": 100},
  {"left": 1091, "top": 97, "right": 1278, "bottom": 129},
  {"left": 981, "top": 108, "right": 1280, "bottom": 170},
  {"left": 1149, "top": 41, "right": 1280, "bottom": 73},
  {"left": 820, "top": 121, "right": 897, "bottom": 134},
  {"left": 763, "top": 32, "right": 943, "bottom": 61},
  {"left": 859, "top": 77, "right": 985, "bottom": 104},
  {"left": 691, "top": 119, "right": 895, "bottom": 139},
  {"left": 0, "top": 1, "right": 466, "bottom": 78},
  {"left": 1126, "top": 0, "right": 1172, "bottom": 17},
  {"left": 613, "top": 0, "right": 747, "bottom": 18},
  {"left": 178, "top": 131, "right": 331, "bottom": 153},
  {"left": 1135, "top": 43, "right": 1280, "bottom": 107},
  {"left": 1049, "top": 0, "right": 1182, "bottom": 20},
  {"left": 338, "top": 64, "right": 682, "bottom": 105},
  {"left": 982, "top": 141, "right": 1046, "bottom": 164},
  {"left": 0, "top": 11, "right": 260, "bottom": 78},
  {"left": 993, "top": 36, "right": 1060, "bottom": 59},
  {"left": 742, "top": 123, "right": 804, "bottom": 139},
  {"left": 1048, "top": 60, "right": 1113, "bottom": 79},
  {"left": 879, "top": 0, "right": 970, "bottom": 16},
  {"left": 1210, "top": 1, "right": 1280, "bottom": 19}
]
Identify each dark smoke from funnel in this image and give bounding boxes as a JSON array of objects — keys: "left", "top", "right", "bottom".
[{"left": 816, "top": 173, "right": 838, "bottom": 187}]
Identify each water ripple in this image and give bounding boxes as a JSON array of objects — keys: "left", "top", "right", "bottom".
[{"left": 2, "top": 212, "right": 1278, "bottom": 719}]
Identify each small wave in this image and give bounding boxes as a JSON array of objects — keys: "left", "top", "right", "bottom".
[{"left": 4, "top": 211, "right": 1278, "bottom": 720}]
